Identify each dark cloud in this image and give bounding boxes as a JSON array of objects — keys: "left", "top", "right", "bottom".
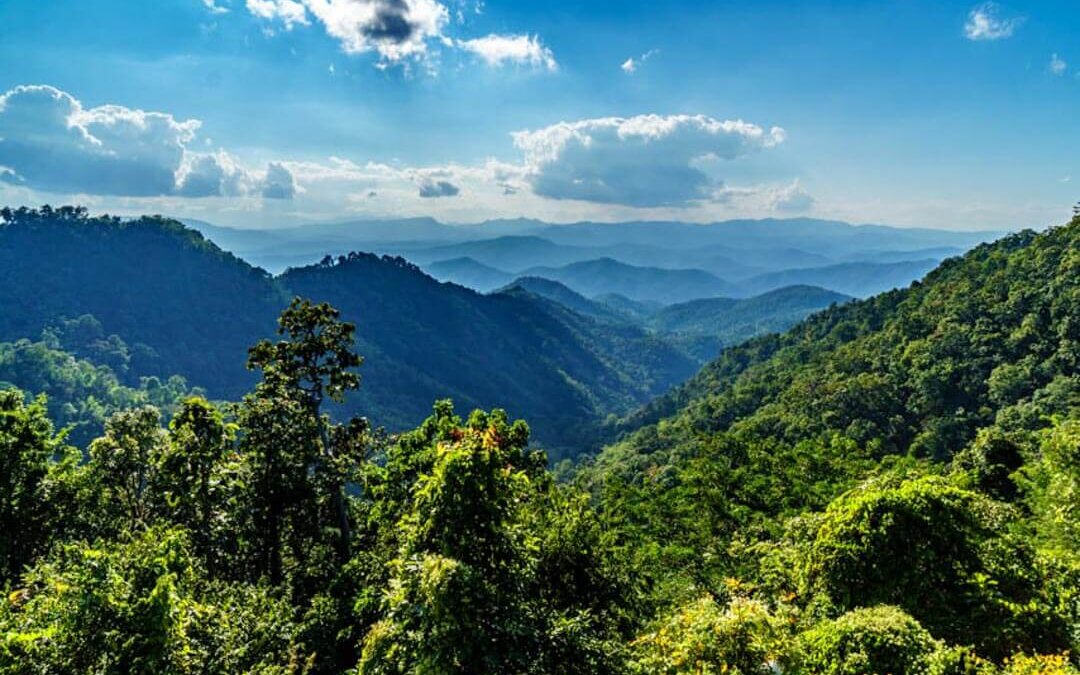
[{"left": 418, "top": 179, "right": 460, "bottom": 198}]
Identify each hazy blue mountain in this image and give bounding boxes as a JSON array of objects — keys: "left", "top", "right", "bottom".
[
  {"left": 424, "top": 257, "right": 515, "bottom": 292},
  {"left": 400, "top": 236, "right": 605, "bottom": 271},
  {"left": 841, "top": 246, "right": 964, "bottom": 263},
  {"left": 527, "top": 218, "right": 999, "bottom": 254},
  {"left": 646, "top": 285, "right": 852, "bottom": 360},
  {"left": 186, "top": 216, "right": 1000, "bottom": 278},
  {"left": 496, "top": 277, "right": 627, "bottom": 323},
  {"left": 594, "top": 293, "right": 665, "bottom": 321},
  {"left": 522, "top": 258, "right": 743, "bottom": 304},
  {"left": 740, "top": 259, "right": 940, "bottom": 297}
]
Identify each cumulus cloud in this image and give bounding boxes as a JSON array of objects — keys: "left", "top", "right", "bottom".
[
  {"left": 418, "top": 179, "right": 460, "bottom": 198},
  {"left": 457, "top": 34, "right": 556, "bottom": 70},
  {"left": 511, "top": 114, "right": 786, "bottom": 207},
  {"left": 247, "top": 1, "right": 555, "bottom": 69},
  {"left": 0, "top": 85, "right": 197, "bottom": 197},
  {"left": 0, "top": 84, "right": 294, "bottom": 200},
  {"left": 767, "top": 180, "right": 815, "bottom": 212},
  {"left": 247, "top": 0, "right": 449, "bottom": 62},
  {"left": 964, "top": 3, "right": 1021, "bottom": 41},
  {"left": 262, "top": 161, "right": 298, "bottom": 198},
  {"left": 1050, "top": 53, "right": 1067, "bottom": 75}
]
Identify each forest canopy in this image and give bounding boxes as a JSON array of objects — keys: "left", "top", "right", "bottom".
[{"left": 0, "top": 207, "right": 1079, "bottom": 673}]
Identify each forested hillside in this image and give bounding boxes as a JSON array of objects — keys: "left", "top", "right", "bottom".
[
  {"left": 570, "top": 216, "right": 1080, "bottom": 667},
  {"left": 281, "top": 253, "right": 697, "bottom": 453},
  {"left": 0, "top": 210, "right": 1077, "bottom": 673},
  {"left": 0, "top": 206, "right": 285, "bottom": 397},
  {"left": 0, "top": 207, "right": 697, "bottom": 452}
]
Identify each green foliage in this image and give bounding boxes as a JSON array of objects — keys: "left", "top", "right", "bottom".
[
  {"left": 2, "top": 210, "right": 1080, "bottom": 672},
  {"left": 629, "top": 596, "right": 785, "bottom": 675},
  {"left": 795, "top": 606, "right": 938, "bottom": 675},
  {"left": 1025, "top": 420, "right": 1080, "bottom": 559},
  {"left": 87, "top": 406, "right": 169, "bottom": 533},
  {"left": 0, "top": 527, "right": 298, "bottom": 675},
  {"left": 0, "top": 335, "right": 194, "bottom": 448},
  {"left": 0, "top": 390, "right": 62, "bottom": 584},
  {"left": 795, "top": 475, "right": 1072, "bottom": 658},
  {"left": 358, "top": 403, "right": 634, "bottom": 674}
]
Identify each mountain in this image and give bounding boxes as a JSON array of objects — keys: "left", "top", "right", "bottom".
[
  {"left": 400, "top": 235, "right": 601, "bottom": 272},
  {"left": 423, "top": 257, "right": 515, "bottom": 292},
  {"left": 530, "top": 218, "right": 999, "bottom": 256},
  {"left": 188, "top": 216, "right": 1000, "bottom": 277},
  {"left": 496, "top": 277, "right": 627, "bottom": 324},
  {"left": 841, "top": 246, "right": 964, "bottom": 264},
  {"left": 602, "top": 218, "right": 1080, "bottom": 469},
  {"left": 645, "top": 285, "right": 852, "bottom": 359},
  {"left": 0, "top": 208, "right": 696, "bottom": 453},
  {"left": 739, "top": 259, "right": 940, "bottom": 297},
  {"left": 594, "top": 293, "right": 664, "bottom": 321},
  {"left": 281, "top": 255, "right": 698, "bottom": 453},
  {"left": 522, "top": 258, "right": 742, "bottom": 304},
  {"left": 0, "top": 210, "right": 286, "bottom": 397}
]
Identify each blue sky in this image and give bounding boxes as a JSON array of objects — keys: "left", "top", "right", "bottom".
[{"left": 0, "top": 0, "right": 1076, "bottom": 229}]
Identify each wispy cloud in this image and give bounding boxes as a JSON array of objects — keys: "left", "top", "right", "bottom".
[
  {"left": 1050, "top": 53, "right": 1068, "bottom": 76},
  {"left": 203, "top": 0, "right": 230, "bottom": 14},
  {"left": 964, "top": 3, "right": 1022, "bottom": 41},
  {"left": 457, "top": 34, "right": 557, "bottom": 70},
  {"left": 621, "top": 48, "right": 658, "bottom": 74}
]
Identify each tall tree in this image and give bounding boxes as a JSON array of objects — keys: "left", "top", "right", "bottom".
[
  {"left": 0, "top": 390, "right": 60, "bottom": 584},
  {"left": 245, "top": 298, "right": 363, "bottom": 573}
]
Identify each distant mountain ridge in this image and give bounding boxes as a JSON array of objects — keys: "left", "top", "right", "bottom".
[{"left": 185, "top": 217, "right": 1000, "bottom": 280}]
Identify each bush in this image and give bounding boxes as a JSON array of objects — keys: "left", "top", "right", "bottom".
[
  {"left": 796, "top": 606, "right": 937, "bottom": 675},
  {"left": 630, "top": 596, "right": 783, "bottom": 675}
]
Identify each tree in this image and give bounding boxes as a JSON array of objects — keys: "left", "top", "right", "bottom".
[
  {"left": 0, "top": 527, "right": 299, "bottom": 674},
  {"left": 247, "top": 297, "right": 362, "bottom": 562},
  {"left": 152, "top": 397, "right": 236, "bottom": 574},
  {"left": 358, "top": 403, "right": 634, "bottom": 674},
  {"left": 796, "top": 475, "right": 1072, "bottom": 658},
  {"left": 0, "top": 389, "right": 61, "bottom": 584},
  {"left": 630, "top": 596, "right": 783, "bottom": 675},
  {"left": 795, "top": 606, "right": 937, "bottom": 675},
  {"left": 86, "top": 406, "right": 168, "bottom": 534}
]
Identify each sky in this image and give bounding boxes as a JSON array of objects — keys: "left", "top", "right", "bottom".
[{"left": 0, "top": 0, "right": 1077, "bottom": 230}]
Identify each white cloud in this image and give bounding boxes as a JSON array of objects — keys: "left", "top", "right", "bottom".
[
  {"left": 247, "top": 1, "right": 556, "bottom": 70},
  {"left": 0, "top": 84, "right": 294, "bottom": 200},
  {"left": 203, "top": 0, "right": 230, "bottom": 15},
  {"left": 1050, "top": 53, "right": 1067, "bottom": 75},
  {"left": 964, "top": 3, "right": 1021, "bottom": 41},
  {"left": 511, "top": 114, "right": 786, "bottom": 207},
  {"left": 767, "top": 180, "right": 815, "bottom": 212},
  {"left": 457, "top": 34, "right": 556, "bottom": 70},
  {"left": 262, "top": 161, "right": 298, "bottom": 198},
  {"left": 621, "top": 49, "right": 657, "bottom": 74},
  {"left": 247, "top": 0, "right": 449, "bottom": 63},
  {"left": 246, "top": 0, "right": 309, "bottom": 27}
]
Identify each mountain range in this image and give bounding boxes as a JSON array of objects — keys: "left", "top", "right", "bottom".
[{"left": 185, "top": 217, "right": 997, "bottom": 301}]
